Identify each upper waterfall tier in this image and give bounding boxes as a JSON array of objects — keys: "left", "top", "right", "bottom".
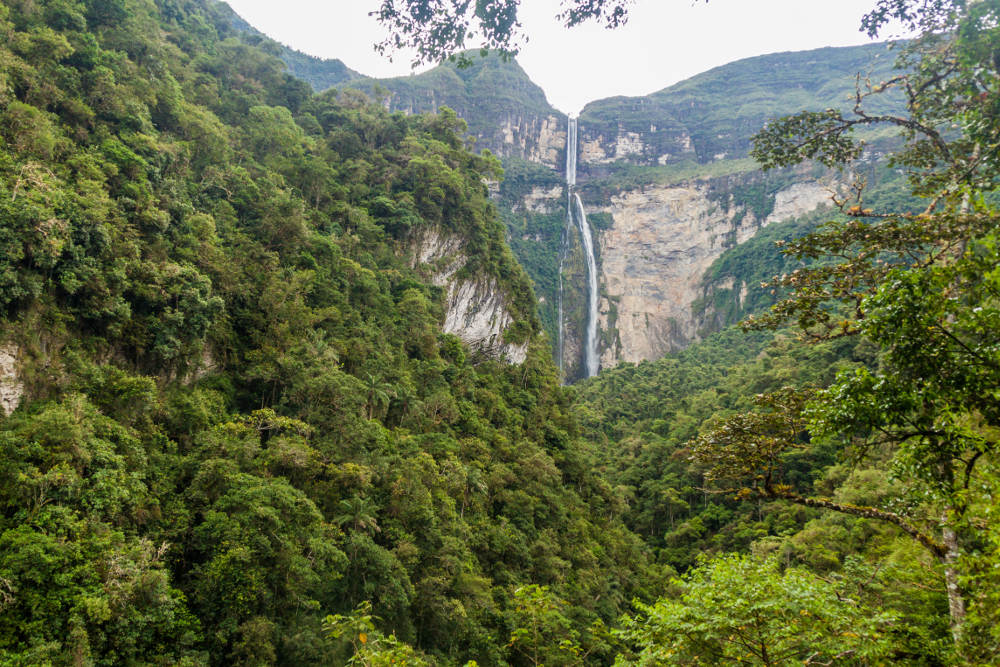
[{"left": 565, "top": 117, "right": 578, "bottom": 186}]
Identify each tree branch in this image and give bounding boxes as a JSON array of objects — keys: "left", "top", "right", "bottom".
[{"left": 762, "top": 485, "right": 947, "bottom": 558}]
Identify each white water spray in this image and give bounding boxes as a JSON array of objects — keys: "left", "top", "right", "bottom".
[
  {"left": 566, "top": 117, "right": 578, "bottom": 186},
  {"left": 573, "top": 192, "right": 599, "bottom": 377},
  {"left": 558, "top": 117, "right": 599, "bottom": 378}
]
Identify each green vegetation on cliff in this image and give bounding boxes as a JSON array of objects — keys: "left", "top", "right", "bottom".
[
  {"left": 2, "top": 0, "right": 999, "bottom": 663},
  {"left": 344, "top": 52, "right": 563, "bottom": 160}
]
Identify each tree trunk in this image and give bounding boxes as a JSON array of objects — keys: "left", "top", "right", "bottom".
[
  {"left": 935, "top": 458, "right": 966, "bottom": 643},
  {"left": 941, "top": 517, "right": 967, "bottom": 643}
]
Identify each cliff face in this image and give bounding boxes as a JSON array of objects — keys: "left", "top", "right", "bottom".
[
  {"left": 411, "top": 229, "right": 529, "bottom": 364},
  {"left": 277, "top": 42, "right": 902, "bottom": 377},
  {"left": 595, "top": 179, "right": 832, "bottom": 366},
  {"left": 576, "top": 113, "right": 696, "bottom": 166},
  {"left": 496, "top": 114, "right": 565, "bottom": 169},
  {"left": 0, "top": 344, "right": 22, "bottom": 417},
  {"left": 345, "top": 53, "right": 569, "bottom": 168}
]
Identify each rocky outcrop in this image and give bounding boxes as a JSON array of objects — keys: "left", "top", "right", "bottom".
[
  {"left": 0, "top": 344, "right": 23, "bottom": 417},
  {"left": 516, "top": 186, "right": 564, "bottom": 214},
  {"left": 765, "top": 181, "right": 833, "bottom": 224},
  {"left": 578, "top": 125, "right": 695, "bottom": 166},
  {"left": 442, "top": 280, "right": 528, "bottom": 363},
  {"left": 596, "top": 180, "right": 832, "bottom": 365},
  {"left": 412, "top": 230, "right": 528, "bottom": 364},
  {"left": 498, "top": 114, "right": 566, "bottom": 169}
]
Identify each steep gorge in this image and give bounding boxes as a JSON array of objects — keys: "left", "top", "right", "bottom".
[
  {"left": 281, "top": 37, "right": 904, "bottom": 380},
  {"left": 594, "top": 178, "right": 833, "bottom": 365}
]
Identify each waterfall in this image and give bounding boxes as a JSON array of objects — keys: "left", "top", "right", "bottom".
[
  {"left": 573, "top": 193, "right": 600, "bottom": 377},
  {"left": 557, "top": 243, "right": 566, "bottom": 377},
  {"left": 565, "top": 117, "right": 577, "bottom": 186},
  {"left": 557, "top": 118, "right": 576, "bottom": 378},
  {"left": 558, "top": 116, "right": 599, "bottom": 379}
]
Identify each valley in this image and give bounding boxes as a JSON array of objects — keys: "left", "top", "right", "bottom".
[
  {"left": 283, "top": 38, "right": 905, "bottom": 380},
  {"left": 0, "top": 0, "right": 997, "bottom": 664}
]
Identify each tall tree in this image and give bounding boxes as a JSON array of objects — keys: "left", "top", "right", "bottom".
[{"left": 692, "top": 0, "right": 1000, "bottom": 651}]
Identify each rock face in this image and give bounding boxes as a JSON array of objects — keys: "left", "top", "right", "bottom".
[
  {"left": 412, "top": 230, "right": 528, "bottom": 364},
  {"left": 497, "top": 114, "right": 566, "bottom": 169},
  {"left": 517, "top": 186, "right": 565, "bottom": 214},
  {"left": 765, "top": 181, "right": 833, "bottom": 225},
  {"left": 0, "top": 344, "right": 23, "bottom": 417},
  {"left": 596, "top": 180, "right": 832, "bottom": 365},
  {"left": 578, "top": 125, "right": 696, "bottom": 166}
]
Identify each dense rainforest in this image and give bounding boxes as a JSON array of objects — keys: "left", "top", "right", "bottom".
[
  {"left": 1, "top": 0, "right": 999, "bottom": 665},
  {"left": 0, "top": 0, "right": 656, "bottom": 663}
]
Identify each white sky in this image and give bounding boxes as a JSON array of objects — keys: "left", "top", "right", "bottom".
[{"left": 224, "top": 0, "right": 894, "bottom": 115}]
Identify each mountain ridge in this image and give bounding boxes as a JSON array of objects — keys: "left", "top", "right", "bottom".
[{"left": 220, "top": 1, "right": 908, "bottom": 381}]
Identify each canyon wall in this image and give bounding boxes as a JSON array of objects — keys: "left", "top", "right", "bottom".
[
  {"left": 411, "top": 229, "right": 529, "bottom": 364},
  {"left": 595, "top": 179, "right": 832, "bottom": 366},
  {"left": 0, "top": 344, "right": 23, "bottom": 417},
  {"left": 288, "top": 43, "right": 903, "bottom": 377}
]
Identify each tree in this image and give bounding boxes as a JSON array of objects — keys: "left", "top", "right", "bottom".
[
  {"left": 691, "top": 0, "right": 1000, "bottom": 651},
  {"left": 507, "top": 585, "right": 607, "bottom": 667},
  {"left": 324, "top": 601, "right": 433, "bottom": 666},
  {"left": 689, "top": 388, "right": 950, "bottom": 558},
  {"left": 334, "top": 495, "right": 381, "bottom": 535},
  {"left": 370, "top": 0, "right": 995, "bottom": 68},
  {"left": 371, "top": 0, "right": 635, "bottom": 64},
  {"left": 615, "top": 553, "right": 894, "bottom": 666}
]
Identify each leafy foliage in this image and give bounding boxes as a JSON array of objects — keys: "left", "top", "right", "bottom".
[
  {"left": 0, "top": 0, "right": 654, "bottom": 663},
  {"left": 371, "top": 0, "right": 632, "bottom": 65},
  {"left": 689, "top": 0, "right": 1000, "bottom": 657},
  {"left": 616, "top": 553, "right": 895, "bottom": 666}
]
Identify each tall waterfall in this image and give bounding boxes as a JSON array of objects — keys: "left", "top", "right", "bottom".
[
  {"left": 566, "top": 117, "right": 577, "bottom": 186},
  {"left": 573, "top": 193, "right": 600, "bottom": 377},
  {"left": 557, "top": 246, "right": 566, "bottom": 377},
  {"left": 559, "top": 117, "right": 599, "bottom": 379}
]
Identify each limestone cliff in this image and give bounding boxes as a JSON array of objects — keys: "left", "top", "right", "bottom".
[
  {"left": 344, "top": 53, "right": 568, "bottom": 169},
  {"left": 411, "top": 229, "right": 529, "bottom": 364},
  {"left": 497, "top": 114, "right": 566, "bottom": 169},
  {"left": 515, "top": 186, "right": 564, "bottom": 214},
  {"left": 0, "top": 344, "right": 23, "bottom": 417},
  {"left": 594, "top": 179, "right": 833, "bottom": 366},
  {"left": 577, "top": 120, "right": 696, "bottom": 166}
]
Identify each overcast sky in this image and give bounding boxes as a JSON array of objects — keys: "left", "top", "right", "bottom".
[{"left": 224, "top": 0, "right": 896, "bottom": 114}]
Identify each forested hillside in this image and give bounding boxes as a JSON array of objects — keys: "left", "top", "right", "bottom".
[
  {"left": 2, "top": 0, "right": 999, "bottom": 664},
  {"left": 259, "top": 39, "right": 913, "bottom": 374},
  {"left": 575, "top": 0, "right": 1000, "bottom": 660},
  {"left": 0, "top": 0, "right": 655, "bottom": 663}
]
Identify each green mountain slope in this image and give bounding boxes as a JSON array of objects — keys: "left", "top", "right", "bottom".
[
  {"left": 0, "top": 0, "right": 652, "bottom": 664},
  {"left": 580, "top": 42, "right": 904, "bottom": 166},
  {"left": 344, "top": 52, "right": 566, "bottom": 164},
  {"left": 220, "top": 0, "right": 364, "bottom": 90}
]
